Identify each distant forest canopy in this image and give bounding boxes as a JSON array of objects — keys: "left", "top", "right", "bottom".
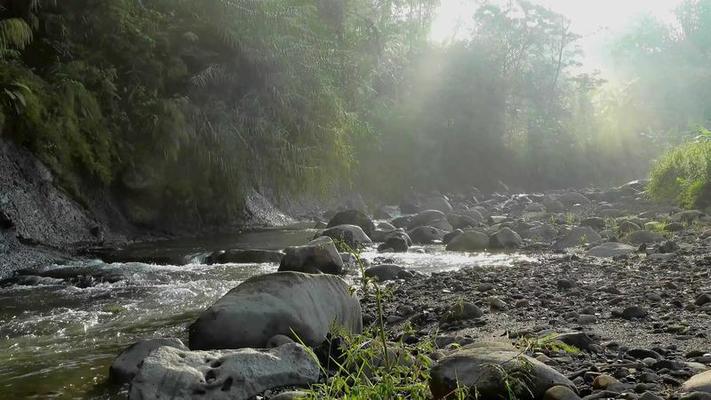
[{"left": 0, "top": 0, "right": 709, "bottom": 226}]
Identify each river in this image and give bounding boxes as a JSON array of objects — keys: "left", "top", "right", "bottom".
[{"left": 0, "top": 226, "right": 533, "bottom": 399}]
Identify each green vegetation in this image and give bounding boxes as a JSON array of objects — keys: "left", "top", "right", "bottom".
[
  {"left": 649, "top": 139, "right": 711, "bottom": 209},
  {"left": 1, "top": 0, "right": 711, "bottom": 225}
]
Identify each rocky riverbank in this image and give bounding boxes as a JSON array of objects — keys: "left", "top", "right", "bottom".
[{"left": 95, "top": 182, "right": 711, "bottom": 400}]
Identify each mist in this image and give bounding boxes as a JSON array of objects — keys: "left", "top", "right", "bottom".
[{"left": 1, "top": 1, "right": 711, "bottom": 399}]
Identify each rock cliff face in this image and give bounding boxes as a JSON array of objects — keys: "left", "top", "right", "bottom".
[{"left": 0, "top": 140, "right": 109, "bottom": 277}]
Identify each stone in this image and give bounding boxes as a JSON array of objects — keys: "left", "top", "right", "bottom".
[
  {"left": 128, "top": 343, "right": 319, "bottom": 400},
  {"left": 377, "top": 235, "right": 409, "bottom": 253},
  {"left": 279, "top": 236, "right": 344, "bottom": 274},
  {"left": 189, "top": 272, "right": 362, "bottom": 350},
  {"left": 430, "top": 342, "right": 575, "bottom": 400},
  {"left": 110, "top": 338, "right": 187, "bottom": 384},
  {"left": 683, "top": 370, "right": 711, "bottom": 394},
  {"left": 543, "top": 385, "right": 581, "bottom": 400},
  {"left": 364, "top": 264, "right": 414, "bottom": 282},
  {"left": 318, "top": 224, "right": 372, "bottom": 249},
  {"left": 621, "top": 306, "right": 648, "bottom": 320},
  {"left": 553, "top": 227, "right": 602, "bottom": 250},
  {"left": 327, "top": 209, "right": 375, "bottom": 236},
  {"left": 625, "top": 230, "right": 665, "bottom": 245},
  {"left": 446, "top": 230, "right": 489, "bottom": 252},
  {"left": 695, "top": 293, "right": 711, "bottom": 306},
  {"left": 408, "top": 226, "right": 446, "bottom": 244},
  {"left": 444, "top": 301, "right": 483, "bottom": 322},
  {"left": 420, "top": 195, "right": 453, "bottom": 213},
  {"left": 409, "top": 210, "right": 453, "bottom": 231},
  {"left": 587, "top": 242, "right": 636, "bottom": 258},
  {"left": 489, "top": 227, "right": 522, "bottom": 249},
  {"left": 207, "top": 249, "right": 284, "bottom": 264}
]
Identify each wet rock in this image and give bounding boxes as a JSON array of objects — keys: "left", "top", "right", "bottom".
[
  {"left": 657, "top": 240, "right": 680, "bottom": 254},
  {"left": 430, "top": 341, "right": 575, "bottom": 400},
  {"left": 671, "top": 210, "right": 704, "bottom": 224},
  {"left": 587, "top": 242, "right": 636, "bottom": 258},
  {"left": 189, "top": 272, "right": 362, "bottom": 349},
  {"left": 364, "top": 264, "right": 414, "bottom": 282},
  {"left": 110, "top": 338, "right": 187, "bottom": 384},
  {"left": 128, "top": 343, "right": 319, "bottom": 400},
  {"left": 489, "top": 227, "right": 522, "bottom": 249},
  {"left": 377, "top": 235, "right": 409, "bottom": 253},
  {"left": 207, "top": 249, "right": 284, "bottom": 264},
  {"left": 318, "top": 224, "right": 372, "bottom": 249},
  {"left": 443, "top": 229, "right": 463, "bottom": 244},
  {"left": 279, "top": 236, "right": 344, "bottom": 274},
  {"left": 327, "top": 209, "right": 375, "bottom": 236},
  {"left": 592, "top": 374, "right": 625, "bottom": 391},
  {"left": 557, "top": 192, "right": 591, "bottom": 207},
  {"left": 446, "top": 230, "right": 489, "bottom": 252},
  {"left": 408, "top": 226, "right": 446, "bottom": 244}
]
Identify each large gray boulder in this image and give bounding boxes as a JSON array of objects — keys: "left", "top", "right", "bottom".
[
  {"left": 446, "top": 230, "right": 489, "bottom": 252},
  {"left": 489, "top": 227, "right": 522, "bottom": 249},
  {"left": 188, "top": 272, "right": 362, "bottom": 350},
  {"left": 553, "top": 226, "right": 602, "bottom": 250},
  {"left": 279, "top": 236, "right": 344, "bottom": 274},
  {"left": 128, "top": 343, "right": 319, "bottom": 400},
  {"left": 557, "top": 192, "right": 591, "bottom": 207},
  {"left": 318, "top": 224, "right": 372, "bottom": 249},
  {"left": 110, "top": 338, "right": 187, "bottom": 384},
  {"left": 587, "top": 242, "right": 636, "bottom": 258},
  {"left": 430, "top": 342, "right": 575, "bottom": 400},
  {"left": 327, "top": 209, "right": 375, "bottom": 236}
]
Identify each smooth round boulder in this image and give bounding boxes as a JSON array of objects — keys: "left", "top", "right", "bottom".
[
  {"left": 544, "top": 385, "right": 581, "bottom": 400},
  {"left": 377, "top": 235, "right": 409, "bottom": 253},
  {"left": 409, "top": 210, "right": 453, "bottom": 231},
  {"left": 408, "top": 226, "right": 446, "bottom": 244},
  {"left": 430, "top": 341, "right": 575, "bottom": 400},
  {"left": 109, "top": 338, "right": 187, "bottom": 384},
  {"left": 364, "top": 264, "right": 414, "bottom": 282},
  {"left": 446, "top": 230, "right": 489, "bottom": 252},
  {"left": 327, "top": 209, "right": 375, "bottom": 236},
  {"left": 279, "top": 236, "right": 344, "bottom": 274},
  {"left": 318, "top": 224, "right": 372, "bottom": 249},
  {"left": 129, "top": 343, "right": 319, "bottom": 400},
  {"left": 489, "top": 227, "right": 522, "bottom": 249},
  {"left": 188, "top": 272, "right": 362, "bottom": 350}
]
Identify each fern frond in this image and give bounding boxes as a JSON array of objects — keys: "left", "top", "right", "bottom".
[{"left": 0, "top": 18, "right": 33, "bottom": 51}]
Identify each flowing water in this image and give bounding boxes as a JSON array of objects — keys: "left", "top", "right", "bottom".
[{"left": 0, "top": 226, "right": 534, "bottom": 399}]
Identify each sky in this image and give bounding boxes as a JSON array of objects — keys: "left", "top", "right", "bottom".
[{"left": 430, "top": 0, "right": 685, "bottom": 71}]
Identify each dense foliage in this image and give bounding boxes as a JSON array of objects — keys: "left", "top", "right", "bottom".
[{"left": 1, "top": 0, "right": 708, "bottom": 225}]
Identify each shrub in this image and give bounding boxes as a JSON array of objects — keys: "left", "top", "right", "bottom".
[{"left": 648, "top": 137, "right": 711, "bottom": 209}]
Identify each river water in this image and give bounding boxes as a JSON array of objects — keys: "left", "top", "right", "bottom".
[{"left": 0, "top": 226, "right": 533, "bottom": 399}]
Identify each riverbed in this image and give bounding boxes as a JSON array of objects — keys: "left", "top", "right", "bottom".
[{"left": 0, "top": 227, "right": 533, "bottom": 399}]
